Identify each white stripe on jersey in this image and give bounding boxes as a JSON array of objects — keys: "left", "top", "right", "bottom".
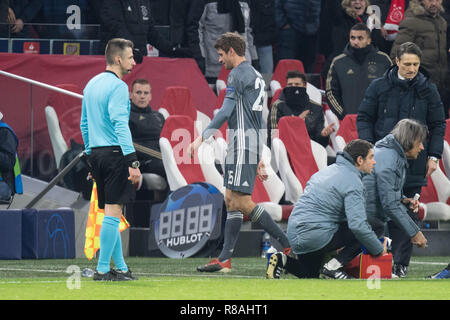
[{"left": 234, "top": 96, "right": 245, "bottom": 186}]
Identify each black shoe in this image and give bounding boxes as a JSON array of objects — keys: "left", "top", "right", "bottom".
[
  {"left": 392, "top": 264, "right": 408, "bottom": 278},
  {"left": 266, "top": 252, "right": 286, "bottom": 279},
  {"left": 115, "top": 268, "right": 138, "bottom": 280},
  {"left": 320, "top": 266, "right": 353, "bottom": 279},
  {"left": 93, "top": 269, "right": 131, "bottom": 281}
]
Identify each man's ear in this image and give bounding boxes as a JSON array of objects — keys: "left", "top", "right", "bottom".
[{"left": 355, "top": 155, "right": 364, "bottom": 167}]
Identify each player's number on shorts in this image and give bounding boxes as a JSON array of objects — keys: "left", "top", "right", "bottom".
[{"left": 252, "top": 77, "right": 265, "bottom": 112}]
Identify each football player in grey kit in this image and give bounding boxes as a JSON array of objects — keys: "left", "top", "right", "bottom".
[{"left": 189, "top": 32, "right": 291, "bottom": 273}]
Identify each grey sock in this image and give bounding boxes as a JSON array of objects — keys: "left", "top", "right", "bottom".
[
  {"left": 249, "top": 205, "right": 290, "bottom": 248},
  {"left": 218, "top": 211, "right": 243, "bottom": 262}
]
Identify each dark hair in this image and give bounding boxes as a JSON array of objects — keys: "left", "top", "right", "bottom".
[
  {"left": 214, "top": 32, "right": 246, "bottom": 57},
  {"left": 344, "top": 139, "right": 374, "bottom": 162},
  {"left": 131, "top": 78, "right": 150, "bottom": 90},
  {"left": 350, "top": 23, "right": 371, "bottom": 37},
  {"left": 286, "top": 70, "right": 307, "bottom": 83},
  {"left": 391, "top": 119, "right": 427, "bottom": 152},
  {"left": 396, "top": 42, "right": 422, "bottom": 61},
  {"left": 105, "top": 38, "right": 134, "bottom": 65}
]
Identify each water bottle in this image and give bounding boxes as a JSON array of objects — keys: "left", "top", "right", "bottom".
[
  {"left": 261, "top": 232, "right": 271, "bottom": 258},
  {"left": 81, "top": 268, "right": 95, "bottom": 278},
  {"left": 266, "top": 246, "right": 277, "bottom": 266}
]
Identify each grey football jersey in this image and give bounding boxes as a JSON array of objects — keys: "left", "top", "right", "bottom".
[{"left": 225, "top": 61, "right": 265, "bottom": 155}]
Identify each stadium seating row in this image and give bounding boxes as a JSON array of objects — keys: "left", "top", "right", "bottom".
[{"left": 43, "top": 59, "right": 450, "bottom": 224}]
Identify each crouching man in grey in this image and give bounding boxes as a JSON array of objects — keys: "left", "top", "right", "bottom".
[
  {"left": 363, "top": 119, "right": 428, "bottom": 277},
  {"left": 266, "top": 139, "right": 388, "bottom": 279}
]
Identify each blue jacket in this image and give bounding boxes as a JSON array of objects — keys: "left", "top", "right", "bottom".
[
  {"left": 357, "top": 65, "right": 446, "bottom": 188},
  {"left": 363, "top": 135, "right": 420, "bottom": 238},
  {"left": 287, "top": 152, "right": 383, "bottom": 256},
  {"left": 274, "top": 0, "right": 321, "bottom": 35}
]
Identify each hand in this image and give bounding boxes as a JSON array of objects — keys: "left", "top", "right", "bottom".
[
  {"left": 411, "top": 231, "right": 427, "bottom": 248},
  {"left": 425, "top": 158, "right": 438, "bottom": 178},
  {"left": 321, "top": 122, "right": 335, "bottom": 137},
  {"left": 188, "top": 136, "right": 203, "bottom": 158},
  {"left": 7, "top": 8, "right": 16, "bottom": 24},
  {"left": 11, "top": 18, "right": 24, "bottom": 33},
  {"left": 128, "top": 167, "right": 141, "bottom": 185},
  {"left": 402, "top": 197, "right": 420, "bottom": 213},
  {"left": 257, "top": 160, "right": 268, "bottom": 181},
  {"left": 298, "top": 110, "right": 310, "bottom": 120}
]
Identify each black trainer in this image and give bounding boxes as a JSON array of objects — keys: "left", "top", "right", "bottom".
[
  {"left": 320, "top": 266, "right": 353, "bottom": 279},
  {"left": 93, "top": 269, "right": 132, "bottom": 281},
  {"left": 266, "top": 252, "right": 286, "bottom": 279},
  {"left": 115, "top": 268, "right": 138, "bottom": 280},
  {"left": 392, "top": 264, "right": 408, "bottom": 278}
]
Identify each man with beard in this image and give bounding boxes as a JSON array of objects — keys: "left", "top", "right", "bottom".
[
  {"left": 326, "top": 23, "right": 392, "bottom": 120},
  {"left": 268, "top": 70, "right": 335, "bottom": 149}
]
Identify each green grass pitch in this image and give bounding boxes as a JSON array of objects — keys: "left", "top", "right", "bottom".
[{"left": 0, "top": 256, "right": 449, "bottom": 300}]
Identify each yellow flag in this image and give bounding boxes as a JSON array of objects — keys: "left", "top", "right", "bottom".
[{"left": 84, "top": 182, "right": 130, "bottom": 260}]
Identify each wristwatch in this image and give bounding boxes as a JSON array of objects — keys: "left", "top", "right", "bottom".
[
  {"left": 428, "top": 156, "right": 439, "bottom": 164},
  {"left": 131, "top": 160, "right": 140, "bottom": 169}
]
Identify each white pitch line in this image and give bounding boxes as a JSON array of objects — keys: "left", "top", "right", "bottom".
[{"left": 409, "top": 261, "right": 448, "bottom": 266}]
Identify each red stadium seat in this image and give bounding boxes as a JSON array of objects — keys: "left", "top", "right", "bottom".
[
  {"left": 270, "top": 59, "right": 305, "bottom": 96},
  {"left": 158, "top": 86, "right": 211, "bottom": 134},
  {"left": 334, "top": 114, "right": 358, "bottom": 152},
  {"left": 47, "top": 84, "right": 83, "bottom": 146},
  {"left": 159, "top": 115, "right": 223, "bottom": 193},
  {"left": 272, "top": 116, "right": 327, "bottom": 203}
]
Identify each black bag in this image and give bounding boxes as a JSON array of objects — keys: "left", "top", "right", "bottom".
[{"left": 59, "top": 139, "right": 92, "bottom": 200}]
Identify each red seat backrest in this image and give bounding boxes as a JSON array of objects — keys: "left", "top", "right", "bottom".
[
  {"left": 217, "top": 65, "right": 231, "bottom": 82},
  {"left": 271, "top": 88, "right": 283, "bottom": 105},
  {"left": 160, "top": 115, "right": 205, "bottom": 184},
  {"left": 336, "top": 114, "right": 358, "bottom": 143},
  {"left": 47, "top": 83, "right": 83, "bottom": 145},
  {"left": 420, "top": 177, "right": 439, "bottom": 203},
  {"left": 278, "top": 116, "right": 319, "bottom": 187},
  {"left": 159, "top": 86, "right": 197, "bottom": 122},
  {"left": 271, "top": 59, "right": 305, "bottom": 88},
  {"left": 252, "top": 178, "right": 271, "bottom": 203}
]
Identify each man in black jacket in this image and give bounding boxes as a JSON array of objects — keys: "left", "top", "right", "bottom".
[
  {"left": 268, "top": 70, "right": 334, "bottom": 149},
  {"left": 357, "top": 41, "right": 446, "bottom": 277},
  {"left": 99, "top": 0, "right": 190, "bottom": 60},
  {"left": 128, "top": 78, "right": 166, "bottom": 178},
  {"left": 326, "top": 23, "right": 392, "bottom": 120}
]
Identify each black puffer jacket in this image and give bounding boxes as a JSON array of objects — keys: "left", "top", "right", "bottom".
[{"left": 357, "top": 65, "right": 446, "bottom": 188}]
